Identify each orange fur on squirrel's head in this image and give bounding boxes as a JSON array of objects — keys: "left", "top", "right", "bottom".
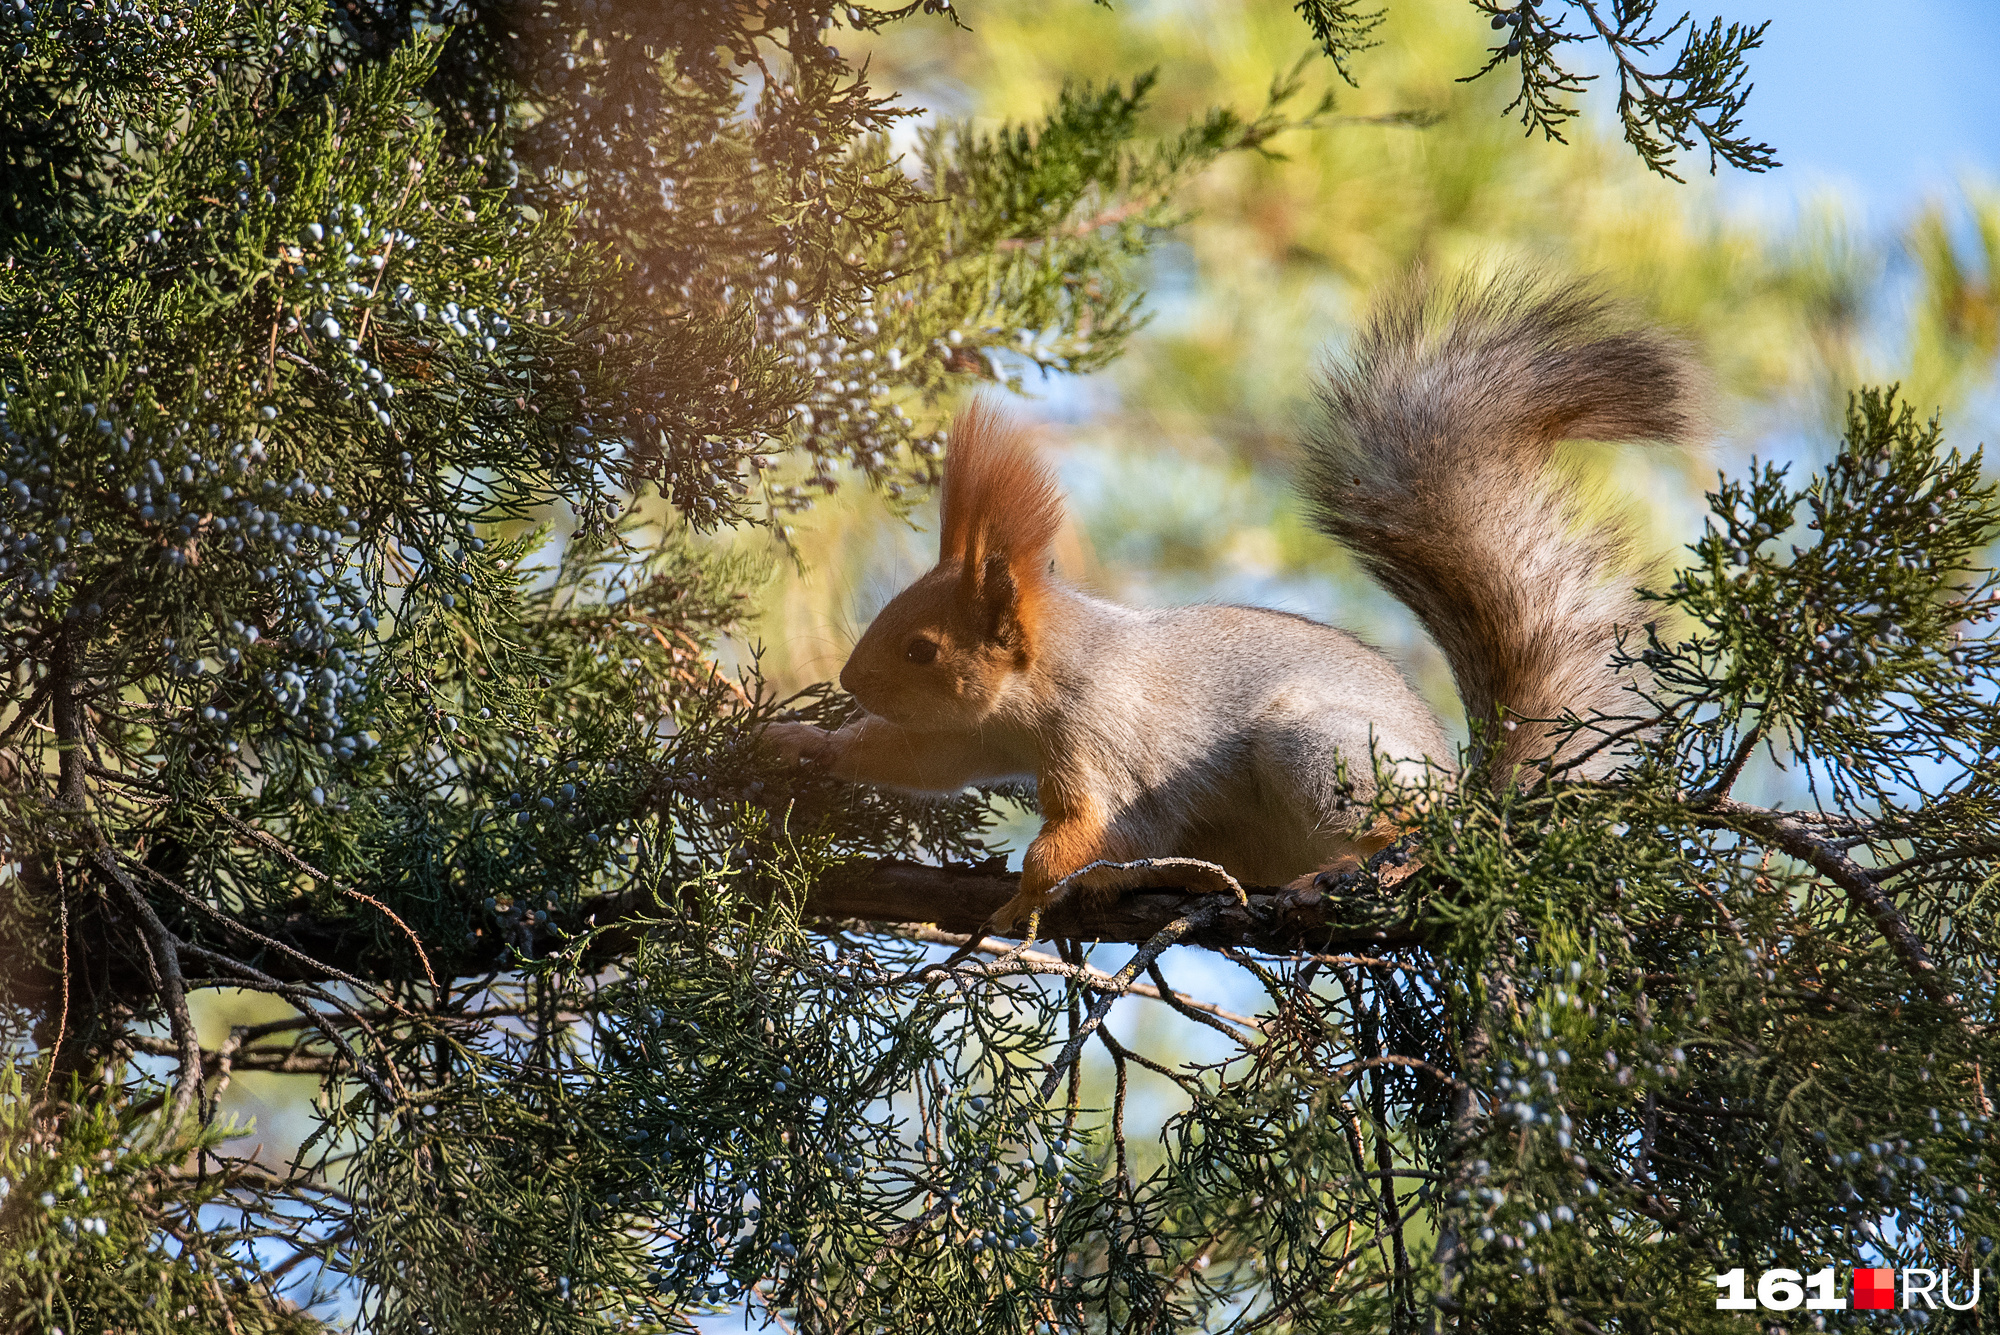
[{"left": 840, "top": 400, "right": 1064, "bottom": 730}]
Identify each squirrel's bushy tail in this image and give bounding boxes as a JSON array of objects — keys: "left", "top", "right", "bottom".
[{"left": 1302, "top": 271, "right": 1709, "bottom": 782}]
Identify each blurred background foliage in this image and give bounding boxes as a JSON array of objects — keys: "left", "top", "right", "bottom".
[{"left": 746, "top": 0, "right": 2000, "bottom": 737}]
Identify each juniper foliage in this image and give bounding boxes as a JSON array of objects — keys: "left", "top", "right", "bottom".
[
  {"left": 0, "top": 0, "right": 1313, "bottom": 1328},
  {"left": 1409, "top": 390, "right": 2000, "bottom": 1331},
  {"left": 1296, "top": 0, "right": 1776, "bottom": 179},
  {"left": 7, "top": 2, "right": 1997, "bottom": 1335}
]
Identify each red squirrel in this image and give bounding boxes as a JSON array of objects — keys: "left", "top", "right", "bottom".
[{"left": 765, "top": 274, "right": 1707, "bottom": 935}]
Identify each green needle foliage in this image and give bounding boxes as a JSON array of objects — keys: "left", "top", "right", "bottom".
[
  {"left": 1402, "top": 388, "right": 2000, "bottom": 1331},
  {"left": 3, "top": 1, "right": 1995, "bottom": 1334},
  {"left": 1297, "top": 0, "right": 1776, "bottom": 179},
  {"left": 0, "top": 0, "right": 1315, "bottom": 1327}
]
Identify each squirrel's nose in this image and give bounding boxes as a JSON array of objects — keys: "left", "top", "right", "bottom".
[{"left": 840, "top": 661, "right": 891, "bottom": 714}]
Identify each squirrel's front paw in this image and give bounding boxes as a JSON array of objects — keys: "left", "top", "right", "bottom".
[{"left": 761, "top": 720, "right": 837, "bottom": 768}]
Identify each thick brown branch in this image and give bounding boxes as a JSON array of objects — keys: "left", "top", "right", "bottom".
[
  {"left": 239, "top": 857, "right": 1422, "bottom": 988},
  {"left": 805, "top": 860, "right": 1419, "bottom": 952}
]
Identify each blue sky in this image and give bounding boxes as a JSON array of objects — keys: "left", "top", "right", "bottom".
[{"left": 1709, "top": 0, "right": 1998, "bottom": 221}]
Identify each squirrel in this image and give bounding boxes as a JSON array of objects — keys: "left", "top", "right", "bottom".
[{"left": 764, "top": 273, "right": 1708, "bottom": 936}]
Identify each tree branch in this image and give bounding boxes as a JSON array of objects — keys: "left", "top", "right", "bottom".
[
  {"left": 236, "top": 856, "right": 1422, "bottom": 987},
  {"left": 125, "top": 1033, "right": 341, "bottom": 1077},
  {"left": 1701, "top": 797, "right": 1956, "bottom": 1010},
  {"left": 895, "top": 924, "right": 1265, "bottom": 1035},
  {"left": 1037, "top": 903, "right": 1223, "bottom": 1101},
  {"left": 201, "top": 800, "right": 438, "bottom": 992},
  {"left": 804, "top": 859, "right": 1416, "bottom": 953},
  {"left": 97, "top": 846, "right": 204, "bottom": 1125}
]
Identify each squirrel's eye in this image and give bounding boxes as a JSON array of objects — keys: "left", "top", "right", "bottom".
[{"left": 904, "top": 636, "right": 939, "bottom": 665}]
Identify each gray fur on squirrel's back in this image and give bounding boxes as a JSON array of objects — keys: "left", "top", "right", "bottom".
[{"left": 1299, "top": 272, "right": 1709, "bottom": 781}]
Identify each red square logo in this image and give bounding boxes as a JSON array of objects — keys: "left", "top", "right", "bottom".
[{"left": 1854, "top": 1267, "right": 1896, "bottom": 1310}]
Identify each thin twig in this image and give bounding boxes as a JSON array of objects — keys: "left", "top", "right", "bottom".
[
  {"left": 1107, "top": 1030, "right": 1133, "bottom": 1224},
  {"left": 1433, "top": 996, "right": 1491, "bottom": 1326},
  {"left": 898, "top": 924, "right": 1263, "bottom": 1034},
  {"left": 202, "top": 799, "right": 439, "bottom": 991},
  {"left": 40, "top": 862, "right": 71, "bottom": 1100},
  {"left": 125, "top": 1034, "right": 341, "bottom": 1077},
  {"left": 263, "top": 1222, "right": 355, "bottom": 1285},
  {"left": 1872, "top": 842, "right": 2000, "bottom": 881},
  {"left": 172, "top": 941, "right": 401, "bottom": 1107},
  {"left": 1688, "top": 880, "right": 1747, "bottom": 946},
  {"left": 1145, "top": 960, "right": 1259, "bottom": 1045},
  {"left": 1097, "top": 1025, "right": 1200, "bottom": 1093},
  {"left": 1699, "top": 722, "right": 1762, "bottom": 801},
  {"left": 1060, "top": 938, "right": 1084, "bottom": 1141},
  {"left": 1539, "top": 709, "right": 1674, "bottom": 780},
  {"left": 124, "top": 855, "right": 408, "bottom": 1009},
  {"left": 89, "top": 847, "right": 202, "bottom": 1123},
  {"left": 1036, "top": 903, "right": 1221, "bottom": 1102},
  {"left": 1301, "top": 952, "right": 1435, "bottom": 978},
  {"left": 880, "top": 926, "right": 1036, "bottom": 989},
  {"left": 1330, "top": 1054, "right": 1467, "bottom": 1089},
  {"left": 1631, "top": 1089, "right": 1660, "bottom": 1191},
  {"left": 1701, "top": 797, "right": 1957, "bottom": 1011}
]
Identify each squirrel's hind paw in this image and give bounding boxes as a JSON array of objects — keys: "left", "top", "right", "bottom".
[{"left": 983, "top": 890, "right": 1046, "bottom": 941}]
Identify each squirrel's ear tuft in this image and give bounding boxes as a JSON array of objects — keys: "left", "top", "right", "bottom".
[{"left": 938, "top": 398, "right": 1065, "bottom": 575}]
